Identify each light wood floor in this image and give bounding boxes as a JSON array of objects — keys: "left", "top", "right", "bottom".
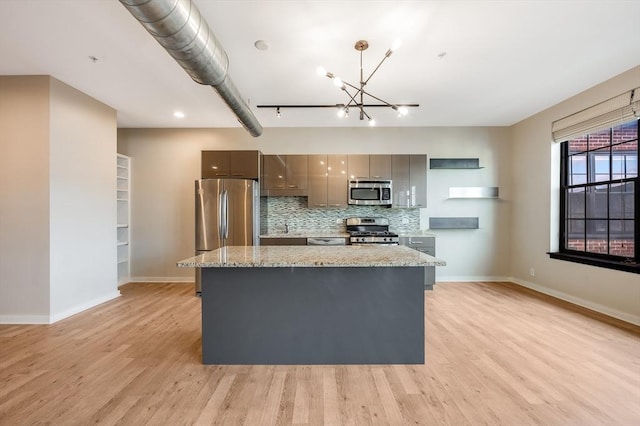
[{"left": 1, "top": 282, "right": 639, "bottom": 425}]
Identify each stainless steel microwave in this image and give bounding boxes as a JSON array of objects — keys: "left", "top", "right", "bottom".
[{"left": 348, "top": 179, "right": 392, "bottom": 206}]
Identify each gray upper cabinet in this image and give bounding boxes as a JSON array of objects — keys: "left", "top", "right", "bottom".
[
  {"left": 285, "top": 155, "right": 308, "bottom": 191},
  {"left": 327, "top": 154, "right": 348, "bottom": 207},
  {"left": 347, "top": 155, "right": 392, "bottom": 179},
  {"left": 308, "top": 155, "right": 328, "bottom": 207},
  {"left": 262, "top": 154, "right": 308, "bottom": 195},
  {"left": 369, "top": 155, "right": 392, "bottom": 179},
  {"left": 308, "top": 154, "right": 347, "bottom": 208},
  {"left": 202, "top": 150, "right": 260, "bottom": 179},
  {"left": 347, "top": 155, "right": 369, "bottom": 179},
  {"left": 391, "top": 154, "right": 427, "bottom": 208}
]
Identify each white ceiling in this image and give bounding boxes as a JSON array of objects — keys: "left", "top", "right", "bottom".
[{"left": 1, "top": 0, "right": 639, "bottom": 131}]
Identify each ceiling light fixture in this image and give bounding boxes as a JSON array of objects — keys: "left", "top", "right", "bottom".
[
  {"left": 276, "top": 107, "right": 281, "bottom": 118},
  {"left": 173, "top": 111, "right": 185, "bottom": 118},
  {"left": 257, "top": 40, "right": 418, "bottom": 123}
]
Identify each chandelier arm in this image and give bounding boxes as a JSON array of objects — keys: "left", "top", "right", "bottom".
[
  {"left": 363, "top": 54, "right": 392, "bottom": 85},
  {"left": 359, "top": 89, "right": 397, "bottom": 108},
  {"left": 341, "top": 80, "right": 361, "bottom": 93},
  {"left": 341, "top": 87, "right": 361, "bottom": 108}
]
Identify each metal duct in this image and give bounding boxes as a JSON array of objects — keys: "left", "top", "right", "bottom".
[{"left": 119, "top": 0, "right": 263, "bottom": 137}]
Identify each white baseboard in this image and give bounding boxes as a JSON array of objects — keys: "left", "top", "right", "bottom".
[
  {"left": 127, "top": 276, "right": 195, "bottom": 283},
  {"left": 509, "top": 276, "right": 640, "bottom": 326},
  {"left": 0, "top": 291, "right": 121, "bottom": 325},
  {"left": 0, "top": 314, "right": 51, "bottom": 325},
  {"left": 437, "top": 276, "right": 511, "bottom": 282},
  {"left": 49, "top": 291, "right": 122, "bottom": 324}
]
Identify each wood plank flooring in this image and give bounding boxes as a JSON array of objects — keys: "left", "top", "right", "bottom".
[{"left": 1, "top": 281, "right": 639, "bottom": 425}]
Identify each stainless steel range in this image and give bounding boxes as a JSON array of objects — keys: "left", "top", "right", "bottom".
[{"left": 346, "top": 217, "right": 399, "bottom": 245}]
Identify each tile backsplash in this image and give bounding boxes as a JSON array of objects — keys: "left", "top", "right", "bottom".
[{"left": 264, "top": 196, "right": 420, "bottom": 234}]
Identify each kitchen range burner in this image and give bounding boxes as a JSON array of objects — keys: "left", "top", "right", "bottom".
[{"left": 346, "top": 217, "right": 399, "bottom": 245}]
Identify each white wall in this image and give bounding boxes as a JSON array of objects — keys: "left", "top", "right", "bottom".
[
  {"left": 510, "top": 65, "right": 640, "bottom": 325},
  {"left": 49, "top": 78, "right": 120, "bottom": 321},
  {"left": 0, "top": 76, "right": 120, "bottom": 324},
  {"left": 117, "top": 127, "right": 512, "bottom": 282},
  {"left": 0, "top": 76, "right": 51, "bottom": 323}
]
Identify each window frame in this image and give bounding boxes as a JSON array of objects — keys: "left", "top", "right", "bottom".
[{"left": 551, "top": 120, "right": 639, "bottom": 274}]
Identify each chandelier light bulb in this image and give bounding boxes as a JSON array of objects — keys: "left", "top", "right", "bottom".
[
  {"left": 398, "top": 106, "right": 409, "bottom": 116},
  {"left": 391, "top": 39, "right": 402, "bottom": 52},
  {"left": 368, "top": 118, "right": 376, "bottom": 127},
  {"left": 316, "top": 66, "right": 327, "bottom": 77},
  {"left": 337, "top": 107, "right": 345, "bottom": 118},
  {"left": 333, "top": 77, "right": 343, "bottom": 88}
]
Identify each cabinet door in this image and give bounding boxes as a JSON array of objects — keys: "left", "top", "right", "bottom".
[
  {"left": 202, "top": 151, "right": 230, "bottom": 178},
  {"left": 347, "top": 155, "right": 369, "bottom": 179},
  {"left": 369, "top": 155, "right": 392, "bottom": 178},
  {"left": 285, "top": 155, "right": 308, "bottom": 190},
  {"left": 229, "top": 150, "right": 259, "bottom": 178},
  {"left": 391, "top": 155, "right": 411, "bottom": 207},
  {"left": 327, "top": 154, "right": 348, "bottom": 207},
  {"left": 263, "top": 155, "right": 286, "bottom": 189},
  {"left": 308, "top": 155, "right": 328, "bottom": 207},
  {"left": 410, "top": 155, "right": 427, "bottom": 208}
]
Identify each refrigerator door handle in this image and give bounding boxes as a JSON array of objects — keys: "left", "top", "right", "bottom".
[
  {"left": 218, "top": 191, "right": 224, "bottom": 239},
  {"left": 221, "top": 190, "right": 229, "bottom": 240}
]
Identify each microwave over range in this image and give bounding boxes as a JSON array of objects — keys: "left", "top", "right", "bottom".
[{"left": 348, "top": 179, "right": 392, "bottom": 206}]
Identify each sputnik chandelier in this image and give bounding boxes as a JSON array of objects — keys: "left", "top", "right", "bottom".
[{"left": 257, "top": 40, "right": 419, "bottom": 125}]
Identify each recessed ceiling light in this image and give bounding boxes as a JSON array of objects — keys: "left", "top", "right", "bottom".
[
  {"left": 437, "top": 51, "right": 447, "bottom": 60},
  {"left": 173, "top": 111, "right": 185, "bottom": 118},
  {"left": 254, "top": 40, "right": 270, "bottom": 51}
]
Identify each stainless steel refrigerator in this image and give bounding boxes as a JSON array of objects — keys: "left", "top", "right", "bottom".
[{"left": 195, "top": 178, "right": 260, "bottom": 294}]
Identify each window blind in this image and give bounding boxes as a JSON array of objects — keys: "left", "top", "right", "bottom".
[{"left": 551, "top": 87, "right": 639, "bottom": 142}]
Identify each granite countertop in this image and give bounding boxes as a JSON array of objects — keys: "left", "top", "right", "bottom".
[
  {"left": 260, "top": 231, "right": 350, "bottom": 238},
  {"left": 177, "top": 245, "right": 446, "bottom": 268},
  {"left": 261, "top": 230, "right": 435, "bottom": 238},
  {"left": 395, "top": 230, "right": 437, "bottom": 237}
]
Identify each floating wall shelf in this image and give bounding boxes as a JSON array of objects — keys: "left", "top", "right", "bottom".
[
  {"left": 429, "top": 217, "right": 479, "bottom": 229},
  {"left": 430, "top": 158, "right": 483, "bottom": 169},
  {"left": 448, "top": 187, "right": 499, "bottom": 199}
]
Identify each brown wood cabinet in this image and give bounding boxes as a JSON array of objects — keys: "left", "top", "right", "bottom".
[{"left": 201, "top": 150, "right": 260, "bottom": 179}]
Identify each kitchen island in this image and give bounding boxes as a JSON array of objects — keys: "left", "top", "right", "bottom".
[{"left": 177, "top": 245, "right": 445, "bottom": 365}]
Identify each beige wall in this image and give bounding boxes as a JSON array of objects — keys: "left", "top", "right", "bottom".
[
  {"left": 0, "top": 76, "right": 120, "bottom": 323},
  {"left": 510, "top": 65, "right": 640, "bottom": 325},
  {"left": 49, "top": 78, "right": 119, "bottom": 320},
  {"left": 0, "top": 76, "right": 51, "bottom": 322},
  {"left": 118, "top": 127, "right": 513, "bottom": 281}
]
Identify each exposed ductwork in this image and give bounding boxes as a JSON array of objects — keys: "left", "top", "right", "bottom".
[{"left": 119, "top": 0, "right": 263, "bottom": 137}]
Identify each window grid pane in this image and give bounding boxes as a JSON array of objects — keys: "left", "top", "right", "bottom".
[{"left": 561, "top": 119, "right": 638, "bottom": 262}]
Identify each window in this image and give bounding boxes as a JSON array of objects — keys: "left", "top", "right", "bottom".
[{"left": 555, "top": 120, "right": 639, "bottom": 273}]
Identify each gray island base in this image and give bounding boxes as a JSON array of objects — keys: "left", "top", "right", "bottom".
[{"left": 178, "top": 245, "right": 446, "bottom": 365}]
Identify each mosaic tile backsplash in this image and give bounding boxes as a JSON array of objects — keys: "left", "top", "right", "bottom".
[{"left": 264, "top": 196, "right": 420, "bottom": 234}]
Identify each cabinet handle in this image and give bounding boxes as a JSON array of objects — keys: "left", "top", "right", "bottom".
[
  {"left": 330, "top": 204, "right": 342, "bottom": 207},
  {"left": 231, "top": 173, "right": 245, "bottom": 176},
  {"left": 314, "top": 204, "right": 327, "bottom": 207},
  {"left": 287, "top": 185, "right": 299, "bottom": 188},
  {"left": 215, "top": 173, "right": 227, "bottom": 176},
  {"left": 274, "top": 185, "right": 285, "bottom": 188}
]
